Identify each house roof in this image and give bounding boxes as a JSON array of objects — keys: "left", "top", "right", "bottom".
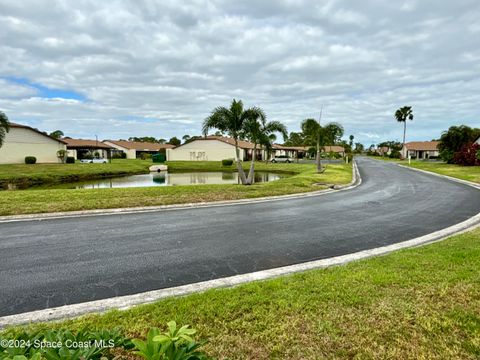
[
  {"left": 273, "top": 144, "right": 310, "bottom": 151},
  {"left": 104, "top": 140, "right": 175, "bottom": 151},
  {"left": 322, "top": 145, "right": 345, "bottom": 153},
  {"left": 9, "top": 122, "right": 67, "bottom": 144},
  {"left": 63, "top": 138, "right": 113, "bottom": 149},
  {"left": 404, "top": 141, "right": 440, "bottom": 151}
]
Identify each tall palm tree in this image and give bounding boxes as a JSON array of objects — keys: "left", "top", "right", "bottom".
[
  {"left": 301, "top": 118, "right": 344, "bottom": 173},
  {"left": 203, "top": 99, "right": 264, "bottom": 185},
  {"left": 0, "top": 111, "right": 11, "bottom": 148},
  {"left": 395, "top": 106, "right": 414, "bottom": 152},
  {"left": 243, "top": 116, "right": 287, "bottom": 184}
]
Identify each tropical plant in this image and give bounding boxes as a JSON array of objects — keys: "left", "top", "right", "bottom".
[
  {"left": 349, "top": 135, "right": 354, "bottom": 149},
  {"left": 0, "top": 111, "right": 11, "bottom": 148},
  {"left": 438, "top": 125, "right": 480, "bottom": 163},
  {"left": 453, "top": 143, "right": 480, "bottom": 166},
  {"left": 49, "top": 130, "right": 64, "bottom": 139},
  {"left": 132, "top": 322, "right": 210, "bottom": 360},
  {"left": 301, "top": 117, "right": 344, "bottom": 173},
  {"left": 284, "top": 132, "right": 304, "bottom": 146},
  {"left": 56, "top": 150, "right": 67, "bottom": 163},
  {"left": 182, "top": 135, "right": 191, "bottom": 143},
  {"left": 242, "top": 115, "right": 287, "bottom": 184},
  {"left": 394, "top": 106, "right": 414, "bottom": 151},
  {"left": 203, "top": 99, "right": 264, "bottom": 185}
]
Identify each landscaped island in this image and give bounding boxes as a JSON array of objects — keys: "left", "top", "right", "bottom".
[{"left": 0, "top": 160, "right": 352, "bottom": 216}]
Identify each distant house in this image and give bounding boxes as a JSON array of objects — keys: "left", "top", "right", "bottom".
[
  {"left": 0, "top": 122, "right": 67, "bottom": 164},
  {"left": 103, "top": 140, "right": 175, "bottom": 159},
  {"left": 166, "top": 136, "right": 262, "bottom": 161},
  {"left": 63, "top": 138, "right": 113, "bottom": 160},
  {"left": 272, "top": 145, "right": 310, "bottom": 159},
  {"left": 376, "top": 146, "right": 391, "bottom": 156},
  {"left": 401, "top": 141, "right": 440, "bottom": 159},
  {"left": 322, "top": 145, "right": 346, "bottom": 157}
]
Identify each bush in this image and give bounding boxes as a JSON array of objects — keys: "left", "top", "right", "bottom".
[
  {"left": 389, "top": 149, "right": 401, "bottom": 159},
  {"left": 453, "top": 143, "right": 480, "bottom": 166},
  {"left": 112, "top": 152, "right": 127, "bottom": 159},
  {"left": 222, "top": 159, "right": 234, "bottom": 166},
  {"left": 24, "top": 156, "right": 36, "bottom": 164},
  {"left": 140, "top": 153, "right": 152, "bottom": 160},
  {"left": 66, "top": 156, "right": 75, "bottom": 164}
]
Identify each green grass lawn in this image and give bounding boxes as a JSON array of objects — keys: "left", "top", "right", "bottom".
[
  {"left": 0, "top": 161, "right": 352, "bottom": 216},
  {"left": 5, "top": 227, "right": 479, "bottom": 359},
  {"left": 369, "top": 156, "right": 480, "bottom": 183}
]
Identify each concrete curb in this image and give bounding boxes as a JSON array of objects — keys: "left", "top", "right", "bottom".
[
  {"left": 397, "top": 164, "right": 480, "bottom": 190},
  {"left": 0, "top": 162, "right": 360, "bottom": 223},
  {"left": 1, "top": 210, "right": 478, "bottom": 328}
]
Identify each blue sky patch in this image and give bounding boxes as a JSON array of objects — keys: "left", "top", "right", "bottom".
[{"left": 5, "top": 77, "right": 86, "bottom": 101}]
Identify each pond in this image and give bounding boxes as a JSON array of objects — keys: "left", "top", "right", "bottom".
[{"left": 26, "top": 171, "right": 292, "bottom": 190}]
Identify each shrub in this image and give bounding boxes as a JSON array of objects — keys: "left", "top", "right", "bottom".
[
  {"left": 453, "top": 143, "right": 480, "bottom": 166},
  {"left": 140, "top": 153, "right": 152, "bottom": 160},
  {"left": 24, "top": 156, "right": 36, "bottom": 164},
  {"left": 66, "top": 156, "right": 75, "bottom": 164},
  {"left": 132, "top": 322, "right": 211, "bottom": 360},
  {"left": 389, "top": 149, "right": 401, "bottom": 159},
  {"left": 222, "top": 159, "right": 234, "bottom": 166}
]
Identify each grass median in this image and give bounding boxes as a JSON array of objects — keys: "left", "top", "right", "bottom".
[
  {"left": 4, "top": 227, "right": 479, "bottom": 359},
  {"left": 369, "top": 156, "right": 480, "bottom": 184},
  {"left": 0, "top": 161, "right": 352, "bottom": 216}
]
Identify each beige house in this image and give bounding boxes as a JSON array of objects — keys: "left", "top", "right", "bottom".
[
  {"left": 63, "top": 138, "right": 113, "bottom": 160},
  {"left": 401, "top": 141, "right": 440, "bottom": 159},
  {"left": 103, "top": 140, "right": 174, "bottom": 159},
  {"left": 166, "top": 136, "right": 263, "bottom": 161},
  {"left": 322, "top": 145, "right": 346, "bottom": 157},
  {"left": 0, "top": 122, "right": 67, "bottom": 164}
]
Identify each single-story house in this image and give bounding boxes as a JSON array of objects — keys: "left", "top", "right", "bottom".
[
  {"left": 401, "top": 141, "right": 440, "bottom": 159},
  {"left": 166, "top": 136, "right": 263, "bottom": 161},
  {"left": 272, "top": 145, "right": 345, "bottom": 159},
  {"left": 272, "top": 145, "right": 310, "bottom": 159},
  {"left": 63, "top": 138, "right": 113, "bottom": 160},
  {"left": 322, "top": 145, "right": 346, "bottom": 157},
  {"left": 0, "top": 122, "right": 67, "bottom": 164},
  {"left": 376, "top": 146, "right": 391, "bottom": 156},
  {"left": 103, "top": 140, "right": 175, "bottom": 159}
]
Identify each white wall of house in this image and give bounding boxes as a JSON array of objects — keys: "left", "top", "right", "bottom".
[
  {"left": 0, "top": 127, "right": 66, "bottom": 164},
  {"left": 167, "top": 139, "right": 244, "bottom": 161},
  {"left": 102, "top": 141, "right": 137, "bottom": 159},
  {"left": 401, "top": 147, "right": 439, "bottom": 159}
]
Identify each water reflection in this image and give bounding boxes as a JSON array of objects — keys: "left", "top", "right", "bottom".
[{"left": 71, "top": 171, "right": 288, "bottom": 189}]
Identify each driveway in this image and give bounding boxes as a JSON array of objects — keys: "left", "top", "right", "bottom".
[{"left": 0, "top": 157, "right": 479, "bottom": 316}]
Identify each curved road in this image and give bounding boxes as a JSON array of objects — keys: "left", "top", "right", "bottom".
[{"left": 0, "top": 157, "right": 479, "bottom": 316}]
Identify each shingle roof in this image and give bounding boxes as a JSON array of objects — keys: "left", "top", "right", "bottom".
[
  {"left": 105, "top": 140, "right": 175, "bottom": 151},
  {"left": 404, "top": 141, "right": 440, "bottom": 151},
  {"left": 173, "top": 136, "right": 258, "bottom": 149},
  {"left": 63, "top": 138, "right": 113, "bottom": 149},
  {"left": 322, "top": 145, "right": 345, "bottom": 153},
  {"left": 9, "top": 122, "right": 67, "bottom": 144}
]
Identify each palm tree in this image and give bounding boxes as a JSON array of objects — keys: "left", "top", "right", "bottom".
[
  {"left": 203, "top": 99, "right": 264, "bottom": 185},
  {"left": 349, "top": 135, "right": 354, "bottom": 149},
  {"left": 243, "top": 116, "right": 287, "bottom": 184},
  {"left": 0, "top": 111, "right": 11, "bottom": 148},
  {"left": 301, "top": 118, "right": 344, "bottom": 173},
  {"left": 395, "top": 106, "right": 414, "bottom": 151},
  {"left": 182, "top": 134, "right": 190, "bottom": 143}
]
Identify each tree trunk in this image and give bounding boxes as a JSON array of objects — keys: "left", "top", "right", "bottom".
[
  {"left": 247, "top": 143, "right": 257, "bottom": 184},
  {"left": 403, "top": 121, "right": 407, "bottom": 150},
  {"left": 235, "top": 140, "right": 248, "bottom": 185},
  {"left": 316, "top": 135, "right": 322, "bottom": 173}
]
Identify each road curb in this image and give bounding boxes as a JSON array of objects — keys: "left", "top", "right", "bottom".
[
  {"left": 0, "top": 162, "right": 360, "bottom": 223},
  {"left": 397, "top": 164, "right": 480, "bottom": 189},
  {"left": 1, "top": 209, "right": 478, "bottom": 328}
]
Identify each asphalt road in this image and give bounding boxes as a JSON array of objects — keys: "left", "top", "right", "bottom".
[{"left": 1, "top": 157, "right": 479, "bottom": 317}]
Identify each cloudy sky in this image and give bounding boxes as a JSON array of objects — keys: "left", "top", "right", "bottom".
[{"left": 1, "top": 0, "right": 479, "bottom": 145}]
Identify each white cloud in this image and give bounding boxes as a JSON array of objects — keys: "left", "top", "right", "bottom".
[{"left": 0, "top": 0, "right": 479, "bottom": 145}]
